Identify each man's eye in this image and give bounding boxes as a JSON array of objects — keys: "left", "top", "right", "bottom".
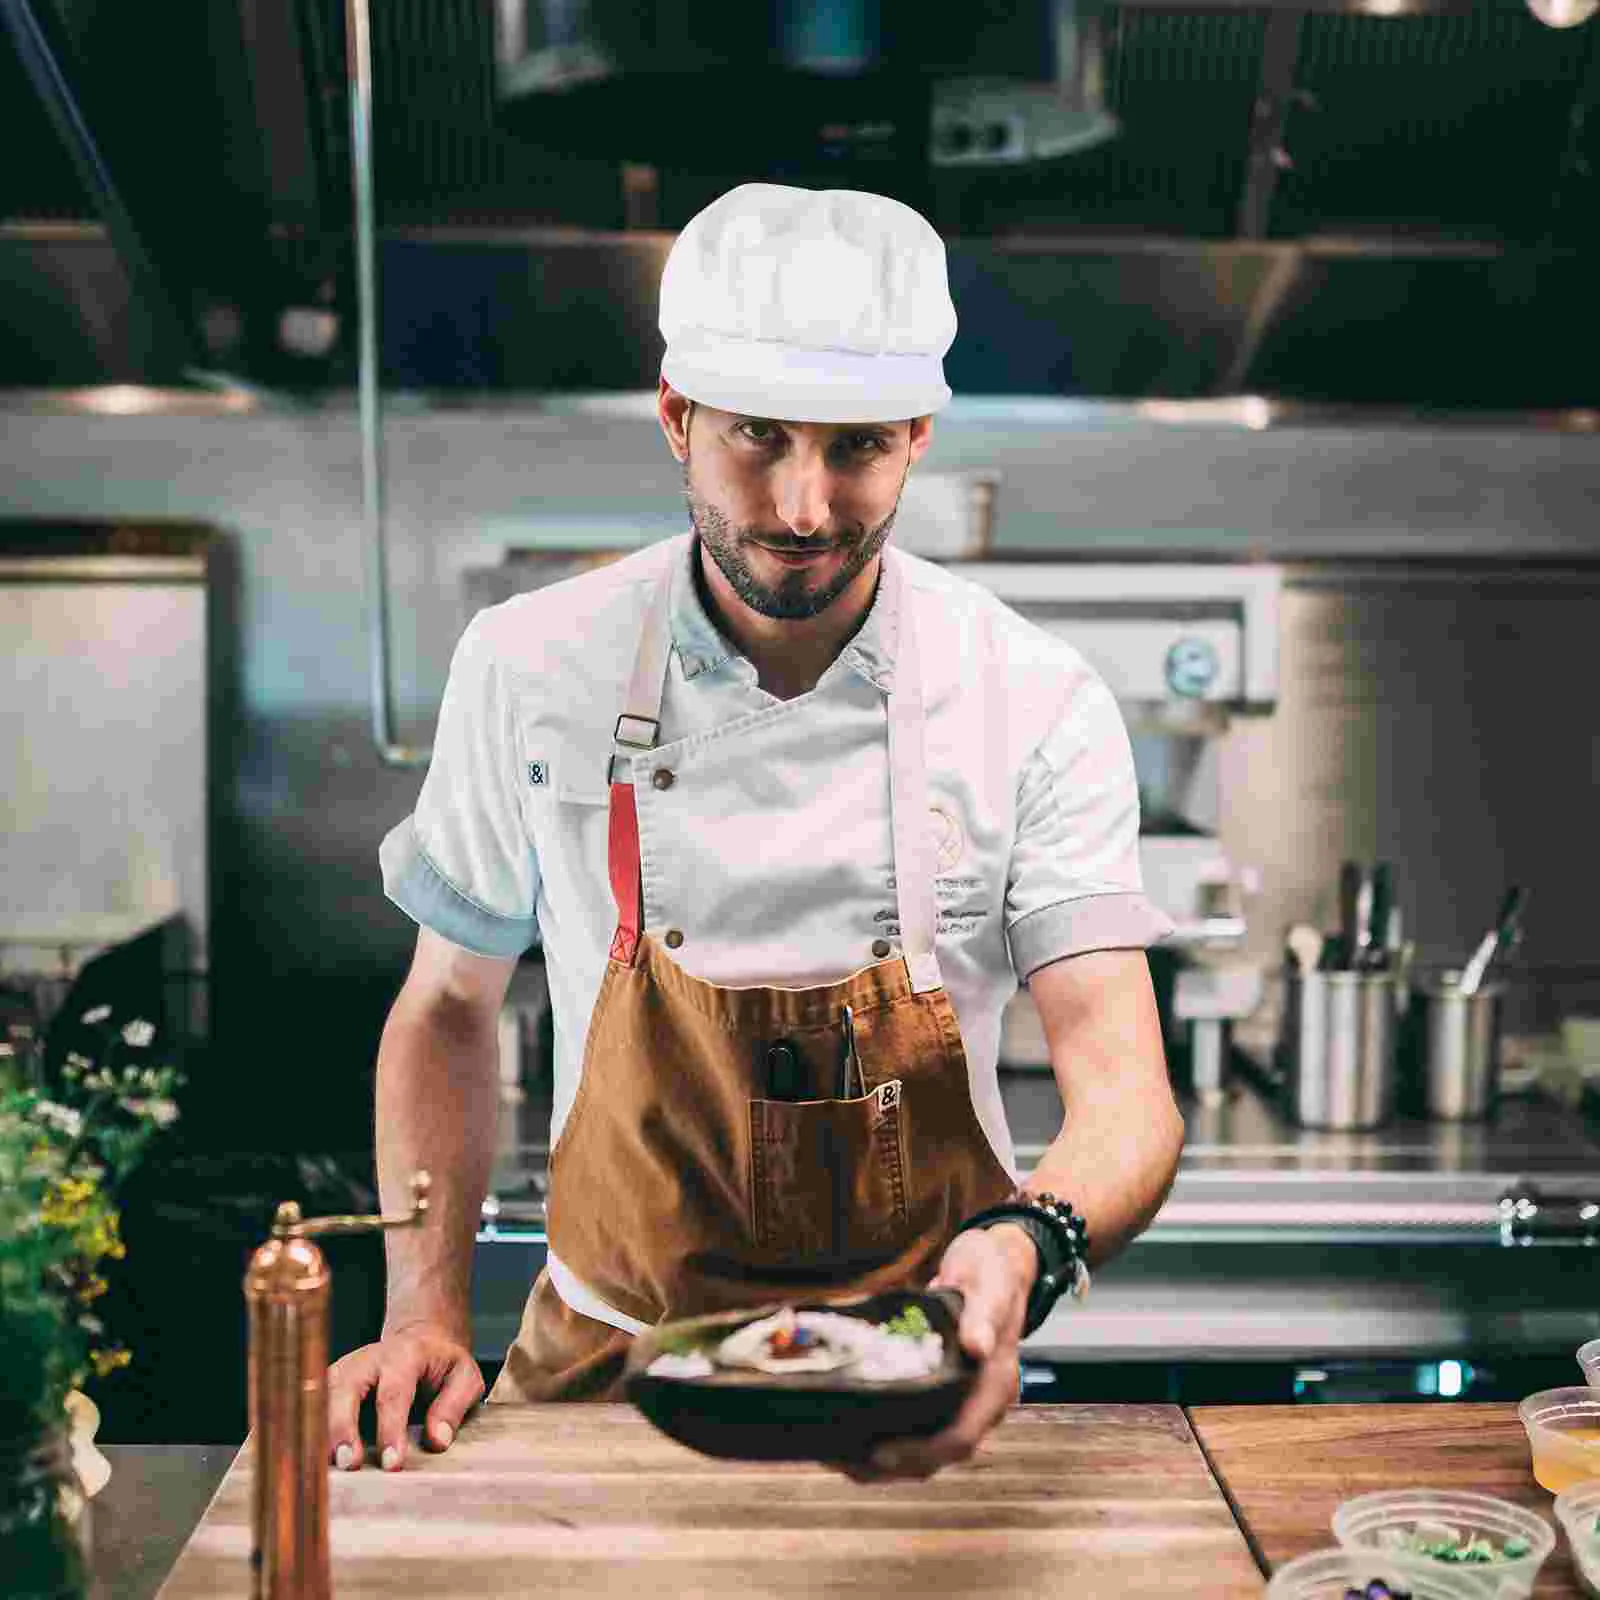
[
  {"left": 736, "top": 422, "right": 780, "bottom": 445},
  {"left": 842, "top": 433, "right": 890, "bottom": 456}
]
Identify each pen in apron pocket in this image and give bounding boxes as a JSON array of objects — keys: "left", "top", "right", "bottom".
[{"left": 838, "top": 1005, "right": 863, "bottom": 1100}]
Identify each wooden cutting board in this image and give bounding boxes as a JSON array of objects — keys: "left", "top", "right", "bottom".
[
  {"left": 157, "top": 1402, "right": 1264, "bottom": 1598},
  {"left": 1189, "top": 1403, "right": 1585, "bottom": 1598}
]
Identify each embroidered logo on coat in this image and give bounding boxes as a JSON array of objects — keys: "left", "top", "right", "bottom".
[{"left": 527, "top": 761, "right": 548, "bottom": 787}]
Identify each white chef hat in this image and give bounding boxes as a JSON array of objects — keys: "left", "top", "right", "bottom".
[{"left": 659, "top": 183, "right": 957, "bottom": 424}]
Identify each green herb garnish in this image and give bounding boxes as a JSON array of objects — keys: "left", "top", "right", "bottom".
[
  {"left": 881, "top": 1304, "right": 932, "bottom": 1340},
  {"left": 1388, "top": 1524, "right": 1531, "bottom": 1565},
  {"left": 655, "top": 1329, "right": 710, "bottom": 1358}
]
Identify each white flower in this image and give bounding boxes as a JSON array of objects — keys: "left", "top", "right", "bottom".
[
  {"left": 81, "top": 1005, "right": 112, "bottom": 1025},
  {"left": 121, "top": 1019, "right": 155, "bottom": 1049},
  {"left": 34, "top": 1101, "right": 84, "bottom": 1138},
  {"left": 121, "top": 1096, "right": 179, "bottom": 1128}
]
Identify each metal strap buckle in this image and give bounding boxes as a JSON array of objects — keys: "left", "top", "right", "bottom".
[
  {"left": 607, "top": 713, "right": 660, "bottom": 785},
  {"left": 613, "top": 712, "right": 659, "bottom": 749}
]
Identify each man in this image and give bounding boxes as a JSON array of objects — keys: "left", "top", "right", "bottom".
[{"left": 328, "top": 183, "right": 1183, "bottom": 1483}]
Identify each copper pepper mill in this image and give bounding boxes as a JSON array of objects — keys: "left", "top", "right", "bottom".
[{"left": 244, "top": 1171, "right": 431, "bottom": 1600}]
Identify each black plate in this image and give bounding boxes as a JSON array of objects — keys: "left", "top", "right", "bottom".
[{"left": 623, "top": 1287, "right": 975, "bottom": 1462}]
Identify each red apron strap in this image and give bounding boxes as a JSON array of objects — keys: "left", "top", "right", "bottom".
[{"left": 607, "top": 778, "right": 643, "bottom": 965}]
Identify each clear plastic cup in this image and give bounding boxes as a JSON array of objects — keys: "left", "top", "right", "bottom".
[
  {"left": 1517, "top": 1387, "right": 1600, "bottom": 1493},
  {"left": 1331, "top": 1490, "right": 1556, "bottom": 1600},
  {"left": 1266, "top": 1546, "right": 1509, "bottom": 1599},
  {"left": 1553, "top": 1481, "right": 1600, "bottom": 1599},
  {"left": 1578, "top": 1339, "right": 1600, "bottom": 1388}
]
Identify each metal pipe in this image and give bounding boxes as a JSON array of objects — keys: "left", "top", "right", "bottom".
[{"left": 345, "top": 0, "right": 429, "bottom": 767}]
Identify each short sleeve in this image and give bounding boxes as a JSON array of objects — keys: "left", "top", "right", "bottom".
[
  {"left": 1005, "top": 670, "right": 1174, "bottom": 981},
  {"left": 379, "top": 613, "right": 542, "bottom": 957}
]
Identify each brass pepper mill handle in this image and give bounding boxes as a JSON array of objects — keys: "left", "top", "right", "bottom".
[
  {"left": 246, "top": 1169, "right": 432, "bottom": 1600},
  {"left": 272, "top": 1169, "right": 432, "bottom": 1241}
]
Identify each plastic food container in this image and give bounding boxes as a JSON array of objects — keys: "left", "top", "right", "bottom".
[
  {"left": 1331, "top": 1491, "right": 1556, "bottom": 1600},
  {"left": 1578, "top": 1339, "right": 1600, "bottom": 1388},
  {"left": 1518, "top": 1387, "right": 1600, "bottom": 1493},
  {"left": 1553, "top": 1481, "right": 1600, "bottom": 1600},
  {"left": 1266, "top": 1547, "right": 1516, "bottom": 1599}
]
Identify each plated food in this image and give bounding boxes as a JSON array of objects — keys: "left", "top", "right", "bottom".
[
  {"left": 646, "top": 1301, "right": 945, "bottom": 1383},
  {"left": 625, "top": 1288, "right": 973, "bottom": 1462}
]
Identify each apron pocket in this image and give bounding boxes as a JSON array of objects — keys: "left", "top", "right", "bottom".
[{"left": 748, "top": 1080, "right": 908, "bottom": 1267}]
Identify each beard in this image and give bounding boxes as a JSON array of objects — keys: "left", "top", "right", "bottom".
[{"left": 683, "top": 467, "right": 901, "bottom": 622}]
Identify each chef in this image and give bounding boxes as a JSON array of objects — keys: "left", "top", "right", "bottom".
[{"left": 328, "top": 183, "right": 1184, "bottom": 1483}]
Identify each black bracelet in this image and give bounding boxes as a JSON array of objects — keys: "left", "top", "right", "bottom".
[{"left": 955, "top": 1190, "right": 1090, "bottom": 1337}]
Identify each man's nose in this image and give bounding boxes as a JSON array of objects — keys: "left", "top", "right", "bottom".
[{"left": 773, "top": 452, "right": 832, "bottom": 538}]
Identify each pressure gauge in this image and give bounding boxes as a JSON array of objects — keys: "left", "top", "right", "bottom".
[{"left": 1165, "top": 636, "right": 1219, "bottom": 699}]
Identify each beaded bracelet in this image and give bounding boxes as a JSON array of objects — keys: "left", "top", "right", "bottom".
[{"left": 955, "top": 1190, "right": 1091, "bottom": 1336}]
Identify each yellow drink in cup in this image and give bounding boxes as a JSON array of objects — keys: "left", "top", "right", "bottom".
[{"left": 1518, "top": 1389, "right": 1600, "bottom": 1492}]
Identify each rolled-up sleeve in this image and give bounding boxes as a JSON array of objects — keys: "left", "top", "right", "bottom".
[
  {"left": 379, "top": 613, "right": 541, "bottom": 958},
  {"left": 1005, "top": 671, "right": 1174, "bottom": 981}
]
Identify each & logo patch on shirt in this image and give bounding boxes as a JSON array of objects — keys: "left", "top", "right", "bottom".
[{"left": 527, "top": 760, "right": 548, "bottom": 787}]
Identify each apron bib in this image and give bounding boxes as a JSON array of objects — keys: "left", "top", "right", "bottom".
[{"left": 491, "top": 544, "right": 1011, "bottom": 1402}]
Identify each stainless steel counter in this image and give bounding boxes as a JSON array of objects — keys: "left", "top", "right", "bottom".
[
  {"left": 88, "top": 1446, "right": 235, "bottom": 1600},
  {"left": 1010, "top": 1069, "right": 1600, "bottom": 1245},
  {"left": 474, "top": 1073, "right": 1600, "bottom": 1367}
]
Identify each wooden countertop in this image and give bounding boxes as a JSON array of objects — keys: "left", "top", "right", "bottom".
[
  {"left": 1189, "top": 1403, "right": 1586, "bottom": 1598},
  {"left": 156, "top": 1402, "right": 1265, "bottom": 1599}
]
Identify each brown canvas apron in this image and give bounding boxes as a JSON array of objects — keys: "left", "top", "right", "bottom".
[{"left": 490, "top": 544, "right": 1012, "bottom": 1402}]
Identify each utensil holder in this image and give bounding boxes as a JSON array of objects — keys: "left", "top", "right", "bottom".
[
  {"left": 1284, "top": 970, "right": 1401, "bottom": 1130},
  {"left": 1417, "top": 971, "right": 1501, "bottom": 1121}
]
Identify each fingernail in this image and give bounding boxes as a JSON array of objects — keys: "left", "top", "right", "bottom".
[
  {"left": 432, "top": 1421, "right": 454, "bottom": 1448},
  {"left": 334, "top": 1443, "right": 354, "bottom": 1471},
  {"left": 381, "top": 1446, "right": 399, "bottom": 1472}
]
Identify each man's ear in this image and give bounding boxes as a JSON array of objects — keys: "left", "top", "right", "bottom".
[
  {"left": 907, "top": 415, "right": 935, "bottom": 466},
  {"left": 659, "top": 379, "right": 692, "bottom": 463}
]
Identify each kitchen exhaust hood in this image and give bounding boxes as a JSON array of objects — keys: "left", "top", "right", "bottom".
[
  {"left": 491, "top": 0, "right": 1117, "bottom": 179},
  {"left": 0, "top": 0, "right": 1596, "bottom": 403}
]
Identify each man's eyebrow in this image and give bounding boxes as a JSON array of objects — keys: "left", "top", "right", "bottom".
[{"left": 732, "top": 417, "right": 893, "bottom": 433}]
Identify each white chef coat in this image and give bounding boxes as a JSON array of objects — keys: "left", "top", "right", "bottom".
[{"left": 380, "top": 531, "right": 1173, "bottom": 1182}]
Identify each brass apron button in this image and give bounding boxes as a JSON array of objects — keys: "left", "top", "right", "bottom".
[
  {"left": 871, "top": 938, "right": 892, "bottom": 958},
  {"left": 651, "top": 768, "right": 675, "bottom": 790},
  {"left": 665, "top": 929, "right": 684, "bottom": 949}
]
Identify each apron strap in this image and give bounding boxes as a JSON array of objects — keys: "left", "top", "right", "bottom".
[
  {"left": 882, "top": 550, "right": 942, "bottom": 995},
  {"left": 607, "top": 568, "right": 675, "bottom": 965},
  {"left": 604, "top": 539, "right": 943, "bottom": 992}
]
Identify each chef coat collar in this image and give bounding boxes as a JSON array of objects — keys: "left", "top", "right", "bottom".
[{"left": 670, "top": 532, "right": 898, "bottom": 696}]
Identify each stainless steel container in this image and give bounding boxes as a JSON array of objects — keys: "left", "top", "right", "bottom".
[
  {"left": 1418, "top": 970, "right": 1501, "bottom": 1120},
  {"left": 1284, "top": 970, "right": 1401, "bottom": 1130}
]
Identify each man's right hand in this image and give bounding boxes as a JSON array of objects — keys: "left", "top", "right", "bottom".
[{"left": 326, "top": 1323, "right": 484, "bottom": 1472}]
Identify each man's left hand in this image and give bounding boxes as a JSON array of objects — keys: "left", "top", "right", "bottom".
[{"left": 834, "top": 1223, "right": 1035, "bottom": 1483}]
